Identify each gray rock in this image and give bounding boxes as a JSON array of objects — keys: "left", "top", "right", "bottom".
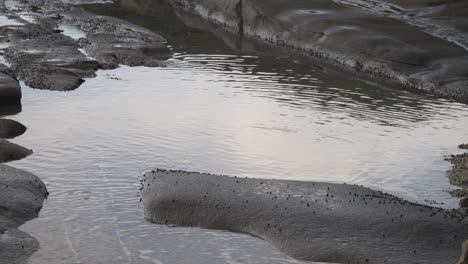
[
  {"left": 64, "top": 8, "right": 171, "bottom": 69},
  {"left": 166, "top": 0, "right": 468, "bottom": 103},
  {"left": 4, "top": 22, "right": 100, "bottom": 91},
  {"left": 0, "top": 139, "right": 32, "bottom": 163},
  {"left": 0, "top": 164, "right": 48, "bottom": 264},
  {"left": 0, "top": 64, "right": 21, "bottom": 101},
  {"left": 0, "top": 102, "right": 21, "bottom": 117},
  {"left": 0, "top": 119, "right": 27, "bottom": 139},
  {"left": 141, "top": 169, "right": 468, "bottom": 264}
]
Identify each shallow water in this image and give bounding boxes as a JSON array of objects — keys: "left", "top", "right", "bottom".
[{"left": 4, "top": 1, "right": 468, "bottom": 263}]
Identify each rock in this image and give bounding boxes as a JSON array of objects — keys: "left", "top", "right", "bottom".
[
  {"left": 64, "top": 8, "right": 172, "bottom": 69},
  {"left": 458, "top": 240, "right": 468, "bottom": 264},
  {"left": 0, "top": 164, "right": 48, "bottom": 264},
  {"left": 0, "top": 101, "right": 21, "bottom": 117},
  {"left": 165, "top": 0, "right": 468, "bottom": 103},
  {"left": 461, "top": 197, "right": 468, "bottom": 208},
  {"left": 0, "top": 64, "right": 21, "bottom": 101},
  {"left": 451, "top": 189, "right": 468, "bottom": 198},
  {"left": 0, "top": 139, "right": 32, "bottom": 163},
  {"left": 4, "top": 20, "right": 101, "bottom": 91},
  {"left": 0, "top": 119, "right": 27, "bottom": 139},
  {"left": 141, "top": 169, "right": 468, "bottom": 264},
  {"left": 460, "top": 144, "right": 468, "bottom": 150},
  {"left": 447, "top": 152, "right": 468, "bottom": 187}
]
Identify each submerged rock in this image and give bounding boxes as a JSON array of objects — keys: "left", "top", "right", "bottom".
[
  {"left": 141, "top": 169, "right": 468, "bottom": 264},
  {"left": 0, "top": 164, "right": 48, "bottom": 264},
  {"left": 0, "top": 139, "right": 32, "bottom": 163},
  {"left": 0, "top": 118, "right": 27, "bottom": 139}
]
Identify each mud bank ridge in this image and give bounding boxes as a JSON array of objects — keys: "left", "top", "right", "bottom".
[
  {"left": 141, "top": 169, "right": 468, "bottom": 264},
  {"left": 163, "top": 0, "right": 468, "bottom": 103}
]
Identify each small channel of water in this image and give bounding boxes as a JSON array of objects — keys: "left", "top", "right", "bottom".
[{"left": 4, "top": 1, "right": 468, "bottom": 263}]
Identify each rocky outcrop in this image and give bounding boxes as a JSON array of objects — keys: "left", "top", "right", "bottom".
[
  {"left": 0, "top": 119, "right": 27, "bottom": 139},
  {"left": 0, "top": 64, "right": 21, "bottom": 101},
  {"left": 141, "top": 169, "right": 468, "bottom": 264},
  {"left": 165, "top": 0, "right": 468, "bottom": 103},
  {"left": 0, "top": 139, "right": 32, "bottom": 163},
  {"left": 0, "top": 164, "right": 48, "bottom": 264},
  {"left": 1, "top": 0, "right": 171, "bottom": 90},
  {"left": 64, "top": 8, "right": 172, "bottom": 69},
  {"left": 5, "top": 27, "right": 100, "bottom": 91},
  {"left": 448, "top": 144, "right": 468, "bottom": 214}
]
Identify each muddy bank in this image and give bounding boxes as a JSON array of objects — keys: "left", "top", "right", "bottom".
[
  {"left": 1, "top": 0, "right": 171, "bottom": 91},
  {"left": 162, "top": 0, "right": 468, "bottom": 103},
  {"left": 0, "top": 164, "right": 48, "bottom": 264},
  {"left": 141, "top": 169, "right": 468, "bottom": 264}
]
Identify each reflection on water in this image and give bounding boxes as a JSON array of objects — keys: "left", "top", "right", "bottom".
[{"left": 5, "top": 1, "right": 468, "bottom": 264}]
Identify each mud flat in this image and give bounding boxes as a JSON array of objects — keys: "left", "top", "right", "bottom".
[
  {"left": 141, "top": 169, "right": 468, "bottom": 264},
  {"left": 161, "top": 0, "right": 468, "bottom": 103}
]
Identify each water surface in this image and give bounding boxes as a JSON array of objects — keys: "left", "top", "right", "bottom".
[{"left": 5, "top": 1, "right": 468, "bottom": 263}]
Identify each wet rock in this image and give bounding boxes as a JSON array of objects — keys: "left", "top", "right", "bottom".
[
  {"left": 64, "top": 8, "right": 171, "bottom": 69},
  {"left": 0, "top": 139, "right": 32, "bottom": 163},
  {"left": 461, "top": 197, "right": 468, "bottom": 208},
  {"left": 3, "top": 0, "right": 171, "bottom": 90},
  {"left": 461, "top": 144, "right": 468, "bottom": 150},
  {"left": 4, "top": 20, "right": 100, "bottom": 91},
  {"left": 166, "top": 0, "right": 468, "bottom": 103},
  {"left": 0, "top": 64, "right": 21, "bottom": 101},
  {"left": 0, "top": 164, "right": 48, "bottom": 264},
  {"left": 141, "top": 169, "right": 468, "bottom": 264},
  {"left": 0, "top": 119, "right": 27, "bottom": 139},
  {"left": 447, "top": 152, "right": 468, "bottom": 187},
  {"left": 458, "top": 240, "right": 468, "bottom": 264},
  {"left": 0, "top": 101, "right": 21, "bottom": 117}
]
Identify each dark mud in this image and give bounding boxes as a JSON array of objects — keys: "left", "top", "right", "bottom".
[{"left": 141, "top": 169, "right": 468, "bottom": 264}]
